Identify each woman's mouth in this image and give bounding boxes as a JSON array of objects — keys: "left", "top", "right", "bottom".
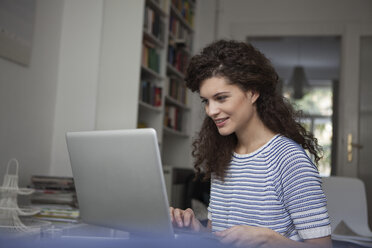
[{"left": 214, "top": 117, "right": 229, "bottom": 128}]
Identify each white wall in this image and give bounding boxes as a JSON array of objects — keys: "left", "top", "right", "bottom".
[
  {"left": 50, "top": 0, "right": 103, "bottom": 176},
  {"left": 0, "top": 0, "right": 64, "bottom": 186},
  {"left": 189, "top": 0, "right": 219, "bottom": 138},
  {"left": 95, "top": 0, "right": 143, "bottom": 131},
  {"left": 0, "top": 0, "right": 104, "bottom": 185},
  {"left": 216, "top": 0, "right": 372, "bottom": 39},
  {"left": 0, "top": 0, "right": 148, "bottom": 185},
  {"left": 193, "top": 0, "right": 217, "bottom": 52}
]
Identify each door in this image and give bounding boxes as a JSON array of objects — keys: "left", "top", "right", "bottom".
[
  {"left": 358, "top": 35, "right": 372, "bottom": 227},
  {"left": 337, "top": 24, "right": 372, "bottom": 227}
]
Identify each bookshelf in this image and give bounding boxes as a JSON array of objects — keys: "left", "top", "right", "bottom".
[
  {"left": 140, "top": 0, "right": 196, "bottom": 207},
  {"left": 137, "top": 0, "right": 195, "bottom": 159},
  {"left": 96, "top": 0, "right": 196, "bottom": 208}
]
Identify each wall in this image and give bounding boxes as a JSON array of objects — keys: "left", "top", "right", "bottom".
[
  {"left": 50, "top": 0, "right": 103, "bottom": 176},
  {"left": 0, "top": 0, "right": 104, "bottom": 185},
  {"left": 189, "top": 0, "right": 219, "bottom": 138},
  {"left": 95, "top": 0, "right": 143, "bottom": 131},
  {"left": 216, "top": 0, "right": 372, "bottom": 39},
  {"left": 0, "top": 0, "right": 64, "bottom": 186}
]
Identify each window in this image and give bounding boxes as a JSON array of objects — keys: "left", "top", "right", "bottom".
[{"left": 283, "top": 83, "right": 333, "bottom": 176}]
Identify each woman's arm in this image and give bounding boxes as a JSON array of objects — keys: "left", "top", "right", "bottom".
[
  {"left": 269, "top": 229, "right": 332, "bottom": 248},
  {"left": 303, "top": 236, "right": 332, "bottom": 248},
  {"left": 215, "top": 225, "right": 332, "bottom": 248},
  {"left": 207, "top": 219, "right": 212, "bottom": 230}
]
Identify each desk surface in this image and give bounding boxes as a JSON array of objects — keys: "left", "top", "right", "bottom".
[
  {"left": 0, "top": 222, "right": 225, "bottom": 248},
  {"left": 0, "top": 220, "right": 368, "bottom": 248}
]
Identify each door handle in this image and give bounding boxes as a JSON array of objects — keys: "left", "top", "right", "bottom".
[{"left": 347, "top": 133, "right": 364, "bottom": 162}]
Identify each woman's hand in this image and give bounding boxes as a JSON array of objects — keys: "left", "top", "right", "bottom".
[
  {"left": 169, "top": 207, "right": 203, "bottom": 232},
  {"left": 215, "top": 225, "right": 274, "bottom": 248}
]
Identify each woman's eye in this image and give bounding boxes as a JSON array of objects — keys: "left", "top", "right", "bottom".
[
  {"left": 216, "top": 95, "right": 227, "bottom": 101},
  {"left": 201, "top": 99, "right": 208, "bottom": 104}
]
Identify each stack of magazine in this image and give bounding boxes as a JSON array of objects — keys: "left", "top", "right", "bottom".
[
  {"left": 32, "top": 205, "right": 79, "bottom": 223},
  {"left": 29, "top": 176, "right": 79, "bottom": 223},
  {"left": 30, "top": 175, "right": 77, "bottom": 206}
]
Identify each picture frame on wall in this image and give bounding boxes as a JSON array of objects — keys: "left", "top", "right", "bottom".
[{"left": 0, "top": 0, "right": 36, "bottom": 66}]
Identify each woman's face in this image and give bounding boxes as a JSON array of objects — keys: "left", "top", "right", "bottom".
[{"left": 199, "top": 77, "right": 259, "bottom": 136}]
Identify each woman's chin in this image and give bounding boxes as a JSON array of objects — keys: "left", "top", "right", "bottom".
[{"left": 217, "top": 128, "right": 233, "bottom": 136}]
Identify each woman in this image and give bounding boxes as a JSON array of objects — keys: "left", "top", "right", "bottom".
[{"left": 169, "top": 40, "right": 332, "bottom": 248}]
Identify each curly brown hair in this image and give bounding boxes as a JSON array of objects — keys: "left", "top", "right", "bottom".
[{"left": 185, "top": 40, "right": 322, "bottom": 180}]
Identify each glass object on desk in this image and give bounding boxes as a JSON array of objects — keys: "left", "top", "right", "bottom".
[
  {"left": 40, "top": 225, "right": 63, "bottom": 239},
  {"left": 0, "top": 158, "right": 49, "bottom": 237}
]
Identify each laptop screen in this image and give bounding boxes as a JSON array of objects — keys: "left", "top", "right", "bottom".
[{"left": 66, "top": 129, "right": 173, "bottom": 237}]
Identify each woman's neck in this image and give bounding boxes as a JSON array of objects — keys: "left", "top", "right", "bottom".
[{"left": 235, "top": 114, "right": 276, "bottom": 155}]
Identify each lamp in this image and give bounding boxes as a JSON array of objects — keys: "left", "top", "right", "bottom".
[
  {"left": 287, "top": 38, "right": 311, "bottom": 99},
  {"left": 288, "top": 65, "right": 309, "bottom": 99}
]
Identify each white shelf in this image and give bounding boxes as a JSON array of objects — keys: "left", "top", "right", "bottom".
[
  {"left": 139, "top": 0, "right": 195, "bottom": 180},
  {"left": 168, "top": 33, "right": 192, "bottom": 55},
  {"left": 143, "top": 30, "right": 165, "bottom": 48},
  {"left": 141, "top": 65, "right": 164, "bottom": 80},
  {"left": 146, "top": 0, "right": 168, "bottom": 17},
  {"left": 165, "top": 95, "right": 190, "bottom": 110},
  {"left": 170, "top": 5, "right": 194, "bottom": 32},
  {"left": 166, "top": 63, "right": 185, "bottom": 79},
  {"left": 181, "top": 46, "right": 192, "bottom": 56},
  {"left": 138, "top": 100, "right": 162, "bottom": 112},
  {"left": 163, "top": 126, "right": 189, "bottom": 138}
]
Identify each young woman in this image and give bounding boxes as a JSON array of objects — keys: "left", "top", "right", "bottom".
[{"left": 169, "top": 40, "right": 332, "bottom": 248}]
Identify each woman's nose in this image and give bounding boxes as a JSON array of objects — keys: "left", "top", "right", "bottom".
[{"left": 206, "top": 101, "right": 219, "bottom": 117}]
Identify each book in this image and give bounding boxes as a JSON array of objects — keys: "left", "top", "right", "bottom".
[
  {"left": 30, "top": 175, "right": 77, "bottom": 207},
  {"left": 142, "top": 41, "right": 160, "bottom": 73},
  {"left": 33, "top": 204, "right": 80, "bottom": 223},
  {"left": 31, "top": 175, "right": 75, "bottom": 190},
  {"left": 140, "top": 80, "right": 162, "bottom": 107}
]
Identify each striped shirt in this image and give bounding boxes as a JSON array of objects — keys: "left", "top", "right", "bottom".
[{"left": 207, "top": 135, "right": 331, "bottom": 241}]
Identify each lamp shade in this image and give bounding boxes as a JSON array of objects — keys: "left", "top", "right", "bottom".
[{"left": 289, "top": 66, "right": 309, "bottom": 99}]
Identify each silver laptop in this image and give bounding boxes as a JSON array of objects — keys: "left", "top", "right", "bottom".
[{"left": 66, "top": 128, "right": 173, "bottom": 238}]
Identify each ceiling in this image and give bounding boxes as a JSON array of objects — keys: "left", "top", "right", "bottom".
[{"left": 248, "top": 36, "right": 341, "bottom": 85}]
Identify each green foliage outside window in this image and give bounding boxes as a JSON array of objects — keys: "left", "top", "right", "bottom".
[{"left": 283, "top": 86, "right": 333, "bottom": 176}]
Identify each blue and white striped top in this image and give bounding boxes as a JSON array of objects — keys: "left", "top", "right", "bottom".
[{"left": 207, "top": 135, "right": 331, "bottom": 241}]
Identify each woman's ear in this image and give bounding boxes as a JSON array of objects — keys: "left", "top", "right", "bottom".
[{"left": 247, "top": 90, "right": 260, "bottom": 104}]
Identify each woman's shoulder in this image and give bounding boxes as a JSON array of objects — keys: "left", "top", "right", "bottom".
[
  {"left": 269, "top": 135, "right": 318, "bottom": 172},
  {"left": 267, "top": 135, "right": 305, "bottom": 155},
  {"left": 267, "top": 135, "right": 315, "bottom": 166}
]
